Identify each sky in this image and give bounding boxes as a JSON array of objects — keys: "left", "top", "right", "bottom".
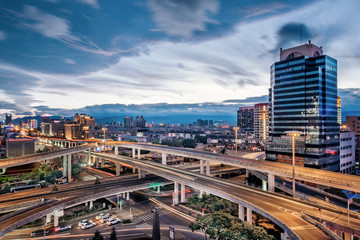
[{"left": 0, "top": 0, "right": 360, "bottom": 121}]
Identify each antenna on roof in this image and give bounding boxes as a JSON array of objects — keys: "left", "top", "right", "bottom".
[{"left": 300, "top": 24, "right": 303, "bottom": 44}]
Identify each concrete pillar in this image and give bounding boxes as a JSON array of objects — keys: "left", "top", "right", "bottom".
[
  {"left": 206, "top": 161, "right": 210, "bottom": 176},
  {"left": 262, "top": 179, "right": 267, "bottom": 191},
  {"left": 132, "top": 148, "right": 135, "bottom": 158},
  {"left": 89, "top": 200, "right": 93, "bottom": 209},
  {"left": 138, "top": 169, "right": 142, "bottom": 179},
  {"left": 245, "top": 169, "right": 250, "bottom": 184},
  {"left": 115, "top": 146, "right": 118, "bottom": 155},
  {"left": 199, "top": 190, "right": 204, "bottom": 198},
  {"left": 95, "top": 158, "right": 99, "bottom": 168},
  {"left": 132, "top": 167, "right": 136, "bottom": 173},
  {"left": 126, "top": 191, "right": 130, "bottom": 201},
  {"left": 268, "top": 173, "right": 275, "bottom": 192},
  {"left": 200, "top": 160, "right": 204, "bottom": 174},
  {"left": 247, "top": 208, "right": 252, "bottom": 224},
  {"left": 162, "top": 153, "right": 167, "bottom": 165},
  {"left": 101, "top": 158, "right": 105, "bottom": 167},
  {"left": 174, "top": 182, "right": 179, "bottom": 205},
  {"left": 157, "top": 186, "right": 160, "bottom": 193},
  {"left": 63, "top": 155, "right": 67, "bottom": 177},
  {"left": 116, "top": 162, "right": 120, "bottom": 176},
  {"left": 54, "top": 211, "right": 59, "bottom": 227},
  {"left": 88, "top": 151, "right": 91, "bottom": 166},
  {"left": 238, "top": 204, "right": 245, "bottom": 221},
  {"left": 67, "top": 155, "right": 72, "bottom": 182},
  {"left": 181, "top": 184, "right": 186, "bottom": 203},
  {"left": 46, "top": 213, "right": 51, "bottom": 223},
  {"left": 85, "top": 202, "right": 88, "bottom": 207},
  {"left": 137, "top": 149, "right": 141, "bottom": 159}
]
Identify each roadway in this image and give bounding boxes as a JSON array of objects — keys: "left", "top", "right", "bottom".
[
  {"left": 92, "top": 152, "right": 360, "bottom": 240},
  {"left": 0, "top": 175, "right": 170, "bottom": 237},
  {"left": 116, "top": 143, "right": 360, "bottom": 193}
]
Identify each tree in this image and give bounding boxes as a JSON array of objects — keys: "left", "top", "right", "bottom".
[
  {"left": 195, "top": 135, "right": 208, "bottom": 144},
  {"left": 92, "top": 230, "right": 104, "bottom": 240},
  {"left": 110, "top": 227, "right": 117, "bottom": 240},
  {"left": 182, "top": 139, "right": 197, "bottom": 148}
]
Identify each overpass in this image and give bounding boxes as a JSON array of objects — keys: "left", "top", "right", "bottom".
[
  {"left": 111, "top": 143, "right": 360, "bottom": 193},
  {"left": 90, "top": 152, "right": 360, "bottom": 240},
  {"left": 0, "top": 175, "right": 169, "bottom": 237}
]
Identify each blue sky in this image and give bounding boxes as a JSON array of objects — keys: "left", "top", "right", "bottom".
[{"left": 0, "top": 0, "right": 360, "bottom": 119}]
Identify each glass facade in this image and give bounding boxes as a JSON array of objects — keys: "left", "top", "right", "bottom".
[{"left": 266, "top": 54, "right": 339, "bottom": 171}]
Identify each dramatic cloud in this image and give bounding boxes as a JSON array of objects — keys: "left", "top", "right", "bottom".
[{"left": 147, "top": 0, "right": 219, "bottom": 38}]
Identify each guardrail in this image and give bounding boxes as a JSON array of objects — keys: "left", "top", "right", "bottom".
[{"left": 301, "top": 212, "right": 341, "bottom": 240}]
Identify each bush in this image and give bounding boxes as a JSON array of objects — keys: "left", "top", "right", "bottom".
[{"left": 122, "top": 219, "right": 131, "bottom": 224}]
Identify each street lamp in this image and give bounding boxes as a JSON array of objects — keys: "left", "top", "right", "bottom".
[
  {"left": 286, "top": 131, "right": 301, "bottom": 198},
  {"left": 233, "top": 127, "right": 240, "bottom": 155},
  {"left": 101, "top": 127, "right": 107, "bottom": 152}
]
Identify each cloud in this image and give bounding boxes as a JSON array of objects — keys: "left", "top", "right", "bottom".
[
  {"left": 76, "top": 0, "right": 100, "bottom": 9},
  {"left": 0, "top": 30, "right": 6, "bottom": 40},
  {"left": 64, "top": 58, "right": 76, "bottom": 64},
  {"left": 147, "top": 0, "right": 219, "bottom": 38}
]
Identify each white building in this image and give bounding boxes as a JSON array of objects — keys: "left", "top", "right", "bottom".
[{"left": 339, "top": 131, "right": 355, "bottom": 174}]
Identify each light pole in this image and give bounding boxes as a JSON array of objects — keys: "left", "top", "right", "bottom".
[
  {"left": 286, "top": 131, "right": 301, "bottom": 198},
  {"left": 101, "top": 127, "right": 107, "bottom": 152},
  {"left": 233, "top": 127, "right": 239, "bottom": 155}
]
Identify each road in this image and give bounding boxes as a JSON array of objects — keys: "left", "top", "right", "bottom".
[{"left": 93, "top": 152, "right": 360, "bottom": 240}]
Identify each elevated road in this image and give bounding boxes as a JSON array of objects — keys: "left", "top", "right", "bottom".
[
  {"left": 0, "top": 145, "right": 94, "bottom": 169},
  {"left": 0, "top": 175, "right": 169, "bottom": 237},
  {"left": 116, "top": 143, "right": 360, "bottom": 192},
  {"left": 92, "top": 152, "right": 360, "bottom": 240}
]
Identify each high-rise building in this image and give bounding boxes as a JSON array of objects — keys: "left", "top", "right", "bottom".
[
  {"left": 5, "top": 114, "right": 12, "bottom": 125},
  {"left": 266, "top": 41, "right": 339, "bottom": 171},
  {"left": 254, "top": 103, "right": 269, "bottom": 141},
  {"left": 339, "top": 131, "right": 355, "bottom": 174},
  {"left": 124, "top": 117, "right": 133, "bottom": 128},
  {"left": 346, "top": 116, "right": 360, "bottom": 169},
  {"left": 237, "top": 106, "right": 254, "bottom": 131},
  {"left": 337, "top": 96, "right": 341, "bottom": 124},
  {"left": 28, "top": 119, "right": 38, "bottom": 129},
  {"left": 134, "top": 115, "right": 146, "bottom": 128}
]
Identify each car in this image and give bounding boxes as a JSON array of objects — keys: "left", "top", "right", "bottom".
[
  {"left": 107, "top": 218, "right": 121, "bottom": 226},
  {"left": 81, "top": 222, "right": 95, "bottom": 230},
  {"left": 31, "top": 229, "right": 49, "bottom": 237},
  {"left": 78, "top": 219, "right": 89, "bottom": 227},
  {"left": 100, "top": 215, "right": 110, "bottom": 223},
  {"left": 55, "top": 225, "right": 71, "bottom": 232},
  {"left": 96, "top": 213, "right": 110, "bottom": 220}
]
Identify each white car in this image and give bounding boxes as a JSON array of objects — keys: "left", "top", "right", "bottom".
[
  {"left": 55, "top": 225, "right": 71, "bottom": 232},
  {"left": 100, "top": 215, "right": 110, "bottom": 223},
  {"left": 78, "top": 219, "right": 89, "bottom": 227},
  {"left": 96, "top": 213, "right": 110, "bottom": 220},
  {"left": 107, "top": 218, "right": 121, "bottom": 226},
  {"left": 81, "top": 222, "right": 95, "bottom": 230}
]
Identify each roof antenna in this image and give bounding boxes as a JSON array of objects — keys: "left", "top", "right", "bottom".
[{"left": 300, "top": 24, "right": 303, "bottom": 44}]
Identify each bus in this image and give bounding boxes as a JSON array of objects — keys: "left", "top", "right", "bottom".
[{"left": 10, "top": 184, "right": 41, "bottom": 193}]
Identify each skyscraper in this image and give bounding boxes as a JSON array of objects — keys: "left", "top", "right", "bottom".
[
  {"left": 5, "top": 114, "right": 12, "bottom": 125},
  {"left": 254, "top": 103, "right": 269, "bottom": 141},
  {"left": 237, "top": 106, "right": 254, "bottom": 131},
  {"left": 266, "top": 41, "right": 339, "bottom": 171},
  {"left": 337, "top": 96, "right": 341, "bottom": 124},
  {"left": 124, "top": 117, "right": 133, "bottom": 128}
]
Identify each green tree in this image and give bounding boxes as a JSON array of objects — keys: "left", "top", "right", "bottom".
[
  {"left": 195, "top": 135, "right": 208, "bottom": 144},
  {"left": 92, "top": 230, "right": 104, "bottom": 240},
  {"left": 182, "top": 139, "right": 197, "bottom": 148},
  {"left": 110, "top": 227, "right": 117, "bottom": 240}
]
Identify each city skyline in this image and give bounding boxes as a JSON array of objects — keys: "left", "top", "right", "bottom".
[{"left": 1, "top": 0, "right": 360, "bottom": 118}]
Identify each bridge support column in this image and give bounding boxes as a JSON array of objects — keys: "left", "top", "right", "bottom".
[
  {"left": 181, "top": 184, "right": 186, "bottom": 203},
  {"left": 206, "top": 161, "right": 210, "bottom": 176},
  {"left": 138, "top": 169, "right": 146, "bottom": 179},
  {"left": 115, "top": 146, "right": 118, "bottom": 155},
  {"left": 67, "top": 155, "right": 72, "bottom": 182},
  {"left": 199, "top": 190, "right": 204, "bottom": 198},
  {"left": 116, "top": 162, "right": 121, "bottom": 176},
  {"left": 268, "top": 173, "right": 275, "bottom": 192},
  {"left": 162, "top": 153, "right": 167, "bottom": 165},
  {"left": 238, "top": 204, "right": 245, "bottom": 221},
  {"left": 63, "top": 155, "right": 67, "bottom": 177},
  {"left": 132, "top": 167, "right": 136, "bottom": 173},
  {"left": 245, "top": 169, "right": 250, "bottom": 184},
  {"left": 95, "top": 158, "right": 99, "bottom": 168},
  {"left": 247, "top": 208, "right": 252, "bottom": 224},
  {"left": 137, "top": 149, "right": 141, "bottom": 159},
  {"left": 54, "top": 211, "right": 59, "bottom": 227},
  {"left": 46, "top": 213, "right": 51, "bottom": 223},
  {"left": 262, "top": 180, "right": 267, "bottom": 191},
  {"left": 89, "top": 200, "right": 93, "bottom": 209},
  {"left": 88, "top": 151, "right": 91, "bottom": 166},
  {"left": 101, "top": 158, "right": 105, "bottom": 167},
  {"left": 85, "top": 202, "right": 88, "bottom": 207},
  {"left": 132, "top": 148, "right": 135, "bottom": 158},
  {"left": 157, "top": 186, "right": 160, "bottom": 193},
  {"left": 173, "top": 182, "right": 179, "bottom": 205},
  {"left": 126, "top": 191, "right": 130, "bottom": 201},
  {"left": 200, "top": 160, "right": 204, "bottom": 174}
]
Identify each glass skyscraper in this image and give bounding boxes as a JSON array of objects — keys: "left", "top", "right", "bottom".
[{"left": 266, "top": 41, "right": 339, "bottom": 171}]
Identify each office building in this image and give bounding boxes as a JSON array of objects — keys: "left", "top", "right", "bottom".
[
  {"left": 339, "top": 131, "right": 355, "bottom": 174},
  {"left": 5, "top": 114, "right": 12, "bottom": 125},
  {"left": 346, "top": 116, "right": 360, "bottom": 169},
  {"left": 266, "top": 41, "right": 339, "bottom": 171},
  {"left": 6, "top": 137, "right": 35, "bottom": 158},
  {"left": 337, "top": 97, "right": 341, "bottom": 124},
  {"left": 254, "top": 103, "right": 269, "bottom": 141},
  {"left": 124, "top": 117, "right": 133, "bottom": 128},
  {"left": 237, "top": 106, "right": 254, "bottom": 131},
  {"left": 134, "top": 115, "right": 146, "bottom": 128},
  {"left": 28, "top": 119, "right": 38, "bottom": 129}
]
